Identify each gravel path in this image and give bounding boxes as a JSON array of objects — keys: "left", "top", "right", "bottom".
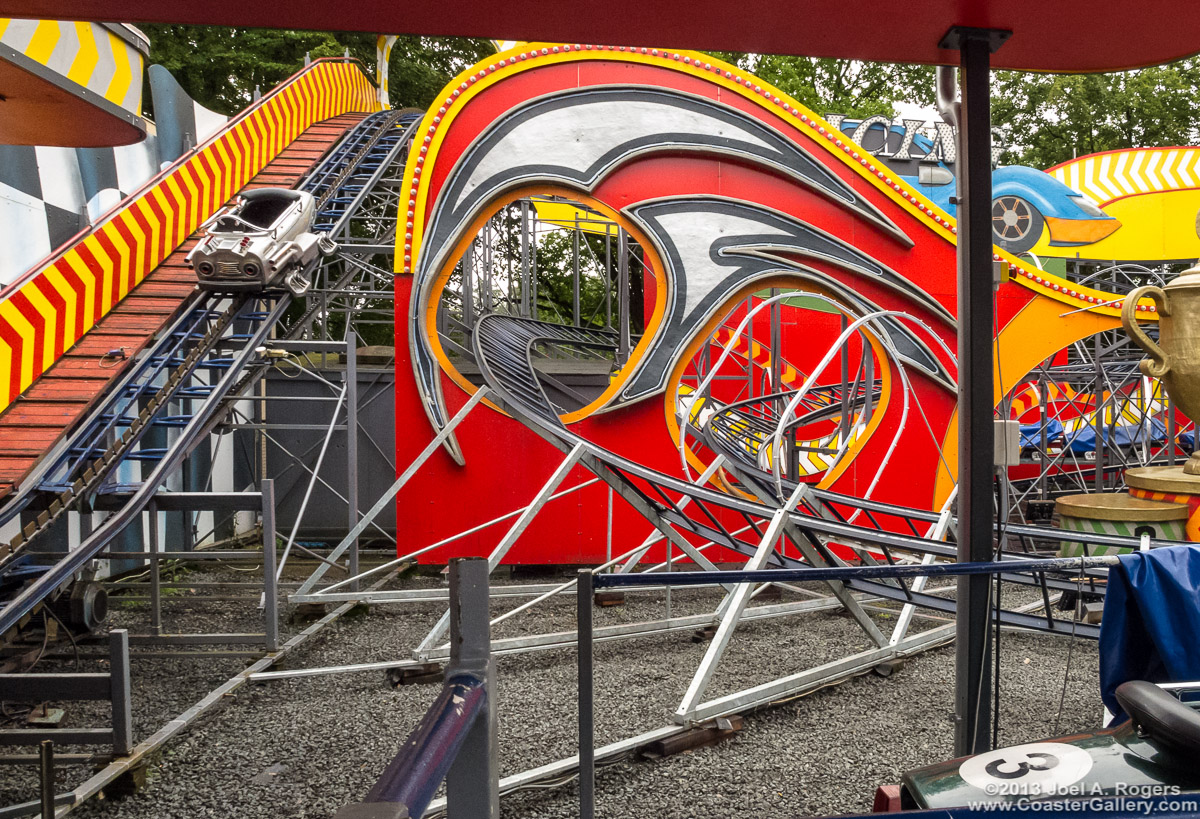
[{"left": 2, "top": 572, "right": 1102, "bottom": 819}]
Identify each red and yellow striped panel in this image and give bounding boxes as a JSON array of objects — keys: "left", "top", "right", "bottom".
[
  {"left": 1128, "top": 486, "right": 1200, "bottom": 542},
  {"left": 0, "top": 59, "right": 376, "bottom": 413}
]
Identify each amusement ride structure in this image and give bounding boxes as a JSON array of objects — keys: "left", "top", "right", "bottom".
[{"left": 0, "top": 6, "right": 1198, "bottom": 817}]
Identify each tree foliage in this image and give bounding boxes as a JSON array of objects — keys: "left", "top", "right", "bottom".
[
  {"left": 137, "top": 26, "right": 494, "bottom": 117},
  {"left": 992, "top": 61, "right": 1200, "bottom": 168},
  {"left": 711, "top": 52, "right": 936, "bottom": 119}
]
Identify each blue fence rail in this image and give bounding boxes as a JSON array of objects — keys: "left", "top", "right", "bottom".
[
  {"left": 589, "top": 554, "right": 1122, "bottom": 589},
  {"left": 575, "top": 553, "right": 1128, "bottom": 819}
]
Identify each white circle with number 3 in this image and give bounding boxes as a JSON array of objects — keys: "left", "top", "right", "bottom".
[{"left": 959, "top": 742, "right": 1093, "bottom": 794}]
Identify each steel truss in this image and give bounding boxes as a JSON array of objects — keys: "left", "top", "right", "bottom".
[
  {"left": 0, "top": 103, "right": 431, "bottom": 815},
  {"left": 1004, "top": 261, "right": 1194, "bottom": 514},
  {"left": 274, "top": 294, "right": 1170, "bottom": 807}
]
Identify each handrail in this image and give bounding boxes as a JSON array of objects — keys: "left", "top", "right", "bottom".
[
  {"left": 591, "top": 553, "right": 1123, "bottom": 589},
  {"left": 334, "top": 558, "right": 498, "bottom": 819},
  {"left": 364, "top": 674, "right": 486, "bottom": 811},
  {"left": 0, "top": 56, "right": 376, "bottom": 300}
]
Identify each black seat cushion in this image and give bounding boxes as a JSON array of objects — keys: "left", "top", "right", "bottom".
[{"left": 1115, "top": 680, "right": 1200, "bottom": 757}]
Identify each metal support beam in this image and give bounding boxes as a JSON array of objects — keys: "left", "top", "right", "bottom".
[
  {"left": 109, "top": 629, "right": 132, "bottom": 756},
  {"left": 262, "top": 480, "right": 279, "bottom": 652},
  {"left": 346, "top": 336, "right": 360, "bottom": 591},
  {"left": 674, "top": 481, "right": 809, "bottom": 722},
  {"left": 445, "top": 558, "right": 498, "bottom": 819},
  {"left": 414, "top": 443, "right": 586, "bottom": 657},
  {"left": 941, "top": 23, "right": 1010, "bottom": 757},
  {"left": 578, "top": 569, "right": 595, "bottom": 819},
  {"left": 293, "top": 387, "right": 488, "bottom": 598}
]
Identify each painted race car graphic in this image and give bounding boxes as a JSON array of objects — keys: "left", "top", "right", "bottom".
[
  {"left": 836, "top": 119, "right": 1121, "bottom": 254},
  {"left": 186, "top": 188, "right": 334, "bottom": 296},
  {"left": 1046, "top": 147, "right": 1200, "bottom": 262}
]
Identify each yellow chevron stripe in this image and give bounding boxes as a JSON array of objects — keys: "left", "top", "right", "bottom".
[
  {"left": 0, "top": 301, "right": 36, "bottom": 392},
  {"left": 63, "top": 253, "right": 97, "bottom": 331},
  {"left": 24, "top": 20, "right": 60, "bottom": 65},
  {"left": 42, "top": 266, "right": 78, "bottom": 350},
  {"left": 102, "top": 29, "right": 132, "bottom": 106},
  {"left": 66, "top": 21, "right": 98, "bottom": 86},
  {"left": 21, "top": 286, "right": 58, "bottom": 374}
]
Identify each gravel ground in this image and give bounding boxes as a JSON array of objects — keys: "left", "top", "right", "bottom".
[{"left": 0, "top": 567, "right": 1101, "bottom": 818}]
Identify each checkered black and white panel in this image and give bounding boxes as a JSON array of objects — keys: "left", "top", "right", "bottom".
[{"left": 0, "top": 65, "right": 227, "bottom": 287}]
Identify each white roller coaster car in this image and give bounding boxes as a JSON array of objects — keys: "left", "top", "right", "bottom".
[{"left": 186, "top": 188, "right": 335, "bottom": 296}]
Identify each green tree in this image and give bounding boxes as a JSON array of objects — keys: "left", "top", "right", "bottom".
[
  {"left": 992, "top": 60, "right": 1200, "bottom": 168},
  {"left": 137, "top": 26, "right": 494, "bottom": 117},
  {"left": 711, "top": 53, "right": 936, "bottom": 119}
]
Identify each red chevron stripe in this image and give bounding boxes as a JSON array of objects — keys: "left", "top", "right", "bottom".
[
  {"left": 128, "top": 200, "right": 159, "bottom": 280},
  {"left": 0, "top": 315, "right": 23, "bottom": 403},
  {"left": 53, "top": 258, "right": 86, "bottom": 345},
  {"left": 246, "top": 111, "right": 265, "bottom": 171},
  {"left": 8, "top": 292, "right": 46, "bottom": 381},
  {"left": 196, "top": 150, "right": 220, "bottom": 216},
  {"left": 33, "top": 273, "right": 67, "bottom": 359},
  {"left": 232, "top": 127, "right": 252, "bottom": 190},
  {"left": 142, "top": 189, "right": 169, "bottom": 261},
  {"left": 177, "top": 162, "right": 202, "bottom": 237},
  {"left": 92, "top": 229, "right": 124, "bottom": 312},
  {"left": 74, "top": 242, "right": 108, "bottom": 328},
  {"left": 216, "top": 133, "right": 240, "bottom": 200},
  {"left": 111, "top": 214, "right": 141, "bottom": 294}
]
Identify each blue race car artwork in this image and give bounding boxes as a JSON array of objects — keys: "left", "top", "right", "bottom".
[{"left": 836, "top": 119, "right": 1122, "bottom": 254}]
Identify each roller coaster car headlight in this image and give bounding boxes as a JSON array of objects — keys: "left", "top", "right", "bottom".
[
  {"left": 196, "top": 261, "right": 214, "bottom": 277},
  {"left": 243, "top": 262, "right": 261, "bottom": 277}
]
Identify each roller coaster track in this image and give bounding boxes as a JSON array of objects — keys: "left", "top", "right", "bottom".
[
  {"left": 0, "top": 109, "right": 421, "bottom": 636},
  {"left": 471, "top": 313, "right": 1187, "bottom": 641}
]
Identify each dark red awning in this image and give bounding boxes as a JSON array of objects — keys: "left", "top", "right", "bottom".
[{"left": 2, "top": 0, "right": 1198, "bottom": 72}]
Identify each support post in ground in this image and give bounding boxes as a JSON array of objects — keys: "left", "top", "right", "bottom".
[
  {"left": 578, "top": 569, "right": 595, "bottom": 819},
  {"left": 147, "top": 501, "right": 161, "bottom": 636},
  {"left": 39, "top": 741, "right": 54, "bottom": 819},
  {"left": 346, "top": 336, "right": 360, "bottom": 591},
  {"left": 445, "top": 558, "right": 497, "bottom": 819},
  {"left": 942, "top": 23, "right": 1010, "bottom": 757},
  {"left": 110, "top": 629, "right": 132, "bottom": 756},
  {"left": 262, "top": 480, "right": 279, "bottom": 652}
]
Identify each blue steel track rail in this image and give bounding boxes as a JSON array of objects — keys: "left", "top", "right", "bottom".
[
  {"left": 0, "top": 110, "right": 418, "bottom": 634},
  {"left": 468, "top": 312, "right": 1184, "bottom": 640}
]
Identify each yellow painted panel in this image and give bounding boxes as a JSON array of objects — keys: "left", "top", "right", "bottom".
[
  {"left": 1035, "top": 189, "right": 1200, "bottom": 262},
  {"left": 66, "top": 22, "right": 98, "bottom": 86},
  {"left": 24, "top": 20, "right": 60, "bottom": 66},
  {"left": 103, "top": 30, "right": 131, "bottom": 105},
  {"left": 42, "top": 267, "right": 79, "bottom": 350},
  {"left": 0, "top": 301, "right": 36, "bottom": 393},
  {"left": 21, "top": 285, "right": 58, "bottom": 374},
  {"left": 533, "top": 201, "right": 619, "bottom": 236}
]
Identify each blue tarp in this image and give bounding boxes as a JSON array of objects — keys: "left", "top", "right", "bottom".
[
  {"left": 1064, "top": 420, "right": 1167, "bottom": 454},
  {"left": 1099, "top": 544, "right": 1200, "bottom": 723},
  {"left": 1019, "top": 419, "right": 1063, "bottom": 449}
]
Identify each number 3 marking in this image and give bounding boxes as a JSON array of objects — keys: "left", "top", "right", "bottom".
[{"left": 984, "top": 752, "right": 1060, "bottom": 780}]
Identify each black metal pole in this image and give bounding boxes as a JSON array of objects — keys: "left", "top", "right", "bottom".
[
  {"left": 39, "top": 740, "right": 54, "bottom": 819},
  {"left": 941, "top": 25, "right": 1009, "bottom": 757},
  {"left": 578, "top": 569, "right": 595, "bottom": 819}
]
